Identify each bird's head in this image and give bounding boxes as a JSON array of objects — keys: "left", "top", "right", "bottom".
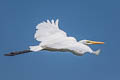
[{"left": 79, "top": 40, "right": 104, "bottom": 45}]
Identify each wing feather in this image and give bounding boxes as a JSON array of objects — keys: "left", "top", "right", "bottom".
[{"left": 34, "top": 19, "right": 67, "bottom": 42}]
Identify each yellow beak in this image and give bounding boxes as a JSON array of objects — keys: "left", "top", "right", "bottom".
[{"left": 89, "top": 41, "right": 104, "bottom": 44}]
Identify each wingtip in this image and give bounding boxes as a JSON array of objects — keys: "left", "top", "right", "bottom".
[
  {"left": 47, "top": 19, "right": 50, "bottom": 23},
  {"left": 51, "top": 19, "right": 54, "bottom": 24},
  {"left": 55, "top": 19, "right": 59, "bottom": 26}
]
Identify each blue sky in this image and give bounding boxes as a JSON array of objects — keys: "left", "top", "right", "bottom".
[{"left": 0, "top": 0, "right": 120, "bottom": 80}]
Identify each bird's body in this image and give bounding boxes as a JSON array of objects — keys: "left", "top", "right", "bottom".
[
  {"left": 32, "top": 37, "right": 93, "bottom": 56},
  {"left": 5, "top": 19, "right": 104, "bottom": 56}
]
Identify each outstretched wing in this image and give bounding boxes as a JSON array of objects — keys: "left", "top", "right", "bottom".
[
  {"left": 34, "top": 19, "right": 79, "bottom": 53},
  {"left": 34, "top": 19, "right": 67, "bottom": 42}
]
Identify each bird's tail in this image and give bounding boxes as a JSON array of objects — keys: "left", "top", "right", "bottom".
[
  {"left": 92, "top": 49, "right": 101, "bottom": 56},
  {"left": 4, "top": 49, "right": 32, "bottom": 56}
]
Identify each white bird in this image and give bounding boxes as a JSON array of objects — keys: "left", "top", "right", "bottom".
[{"left": 5, "top": 19, "right": 104, "bottom": 56}]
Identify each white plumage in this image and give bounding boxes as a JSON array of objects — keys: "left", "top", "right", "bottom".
[
  {"left": 29, "top": 19, "right": 104, "bottom": 56},
  {"left": 4, "top": 19, "right": 104, "bottom": 56}
]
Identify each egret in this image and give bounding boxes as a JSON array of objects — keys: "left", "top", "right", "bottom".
[{"left": 4, "top": 19, "right": 104, "bottom": 56}]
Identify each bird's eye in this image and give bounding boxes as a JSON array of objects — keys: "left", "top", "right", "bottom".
[{"left": 87, "top": 41, "right": 90, "bottom": 43}]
